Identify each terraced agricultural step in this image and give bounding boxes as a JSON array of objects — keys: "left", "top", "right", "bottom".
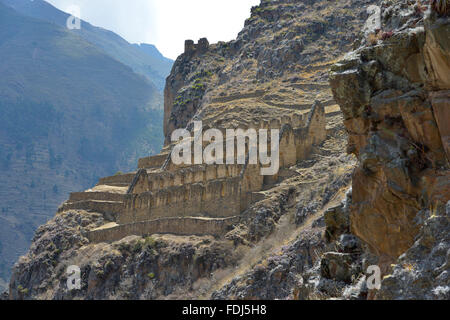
[
  {"left": 250, "top": 192, "right": 266, "bottom": 203},
  {"left": 132, "top": 176, "right": 241, "bottom": 198},
  {"left": 322, "top": 99, "right": 337, "bottom": 107},
  {"left": 325, "top": 105, "right": 341, "bottom": 117},
  {"left": 58, "top": 200, "right": 124, "bottom": 221},
  {"left": 88, "top": 216, "right": 240, "bottom": 243},
  {"left": 290, "top": 82, "right": 330, "bottom": 90},
  {"left": 69, "top": 191, "right": 125, "bottom": 202},
  {"left": 211, "top": 90, "right": 266, "bottom": 103},
  {"left": 97, "top": 172, "right": 136, "bottom": 187},
  {"left": 138, "top": 153, "right": 169, "bottom": 169},
  {"left": 262, "top": 100, "right": 312, "bottom": 111}
]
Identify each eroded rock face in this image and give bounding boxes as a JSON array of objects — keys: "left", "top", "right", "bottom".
[
  {"left": 376, "top": 201, "right": 450, "bottom": 300},
  {"left": 163, "top": 0, "right": 378, "bottom": 145},
  {"left": 212, "top": 229, "right": 326, "bottom": 300},
  {"left": 330, "top": 1, "right": 449, "bottom": 266}
]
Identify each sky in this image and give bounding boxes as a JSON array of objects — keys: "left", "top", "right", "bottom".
[{"left": 45, "top": 0, "right": 260, "bottom": 60}]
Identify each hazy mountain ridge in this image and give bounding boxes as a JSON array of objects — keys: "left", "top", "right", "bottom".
[
  {"left": 0, "top": 2, "right": 167, "bottom": 291},
  {"left": 0, "top": 0, "right": 173, "bottom": 91}
]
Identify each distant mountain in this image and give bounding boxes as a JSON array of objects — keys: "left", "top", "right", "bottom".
[
  {"left": 134, "top": 43, "right": 174, "bottom": 86},
  {"left": 0, "top": 2, "right": 164, "bottom": 291},
  {"left": 0, "top": 0, "right": 173, "bottom": 91},
  {"left": 134, "top": 43, "right": 173, "bottom": 64}
]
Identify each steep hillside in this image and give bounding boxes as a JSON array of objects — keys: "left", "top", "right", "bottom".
[
  {"left": 0, "top": 0, "right": 173, "bottom": 91},
  {"left": 330, "top": 0, "right": 449, "bottom": 299},
  {"left": 214, "top": 1, "right": 449, "bottom": 300},
  {"left": 0, "top": 3, "right": 164, "bottom": 291},
  {"left": 163, "top": 0, "right": 378, "bottom": 144},
  {"left": 5, "top": 0, "right": 388, "bottom": 300},
  {"left": 132, "top": 43, "right": 174, "bottom": 90}
]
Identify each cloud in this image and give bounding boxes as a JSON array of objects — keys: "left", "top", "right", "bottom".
[{"left": 45, "top": 0, "right": 259, "bottom": 59}]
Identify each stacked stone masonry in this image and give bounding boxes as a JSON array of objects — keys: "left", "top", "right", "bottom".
[{"left": 56, "top": 101, "right": 326, "bottom": 243}]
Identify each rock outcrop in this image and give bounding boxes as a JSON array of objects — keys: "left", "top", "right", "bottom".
[
  {"left": 329, "top": 0, "right": 449, "bottom": 297},
  {"left": 211, "top": 0, "right": 450, "bottom": 301},
  {"left": 376, "top": 201, "right": 449, "bottom": 299}
]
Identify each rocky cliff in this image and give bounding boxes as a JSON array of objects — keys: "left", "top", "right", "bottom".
[
  {"left": 220, "top": 0, "right": 450, "bottom": 300},
  {"left": 5, "top": 0, "right": 449, "bottom": 300},
  {"left": 331, "top": 0, "right": 449, "bottom": 259},
  {"left": 163, "top": 0, "right": 378, "bottom": 145},
  {"left": 329, "top": 0, "right": 449, "bottom": 299}
]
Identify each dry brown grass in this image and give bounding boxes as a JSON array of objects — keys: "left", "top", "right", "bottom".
[{"left": 367, "top": 33, "right": 379, "bottom": 45}]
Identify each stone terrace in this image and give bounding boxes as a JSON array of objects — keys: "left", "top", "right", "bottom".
[{"left": 57, "top": 100, "right": 328, "bottom": 243}]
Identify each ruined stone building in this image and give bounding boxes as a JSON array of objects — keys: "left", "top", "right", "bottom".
[
  {"left": 58, "top": 36, "right": 329, "bottom": 242},
  {"left": 60, "top": 103, "right": 326, "bottom": 242}
]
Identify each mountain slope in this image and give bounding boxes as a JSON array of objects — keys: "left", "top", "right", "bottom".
[
  {"left": 0, "top": 0, "right": 173, "bottom": 91},
  {"left": 0, "top": 2, "right": 164, "bottom": 291},
  {"left": 8, "top": 0, "right": 448, "bottom": 301},
  {"left": 6, "top": 0, "right": 386, "bottom": 300}
]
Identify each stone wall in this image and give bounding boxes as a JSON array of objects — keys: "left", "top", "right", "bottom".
[
  {"left": 88, "top": 216, "right": 239, "bottom": 243},
  {"left": 120, "top": 177, "right": 242, "bottom": 224},
  {"left": 138, "top": 153, "right": 169, "bottom": 169},
  {"left": 69, "top": 192, "right": 124, "bottom": 202},
  {"left": 159, "top": 111, "right": 312, "bottom": 172},
  {"left": 144, "top": 164, "right": 244, "bottom": 192},
  {"left": 122, "top": 101, "right": 327, "bottom": 227},
  {"left": 329, "top": 8, "right": 449, "bottom": 261},
  {"left": 184, "top": 38, "right": 210, "bottom": 55},
  {"left": 293, "top": 100, "right": 327, "bottom": 161},
  {"left": 58, "top": 200, "right": 123, "bottom": 217},
  {"left": 97, "top": 173, "right": 136, "bottom": 187},
  {"left": 78, "top": 99, "right": 327, "bottom": 241}
]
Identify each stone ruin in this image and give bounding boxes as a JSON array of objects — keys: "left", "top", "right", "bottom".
[
  {"left": 184, "top": 38, "right": 210, "bottom": 55},
  {"left": 58, "top": 101, "right": 327, "bottom": 243}
]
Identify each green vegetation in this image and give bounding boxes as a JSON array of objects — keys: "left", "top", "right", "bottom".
[
  {"left": 192, "top": 78, "right": 206, "bottom": 91},
  {"left": 143, "top": 236, "right": 158, "bottom": 249},
  {"left": 0, "top": 100, "right": 60, "bottom": 145},
  {"left": 17, "top": 284, "right": 29, "bottom": 295},
  {"left": 252, "top": 6, "right": 275, "bottom": 14},
  {"left": 174, "top": 95, "right": 192, "bottom": 107},
  {"left": 173, "top": 71, "right": 211, "bottom": 108}
]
